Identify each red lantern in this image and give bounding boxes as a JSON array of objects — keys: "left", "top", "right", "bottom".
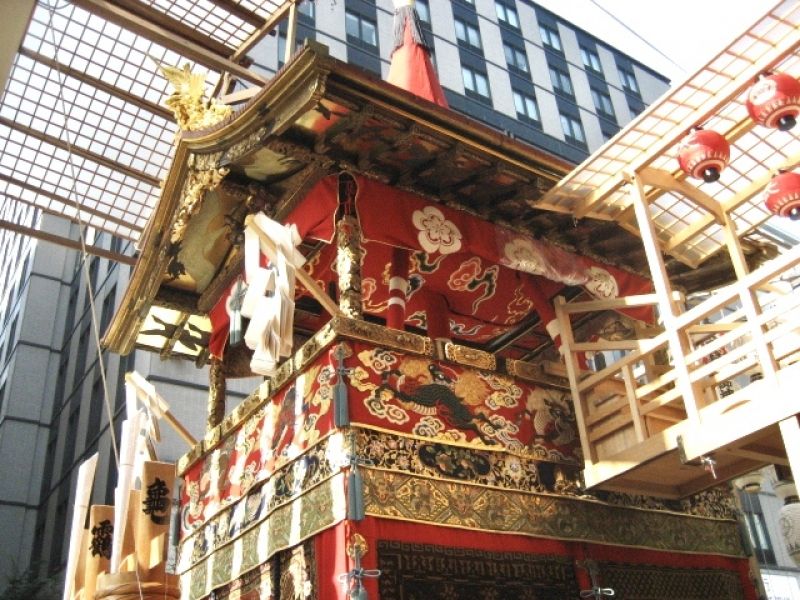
[
  {"left": 677, "top": 128, "right": 730, "bottom": 183},
  {"left": 746, "top": 72, "right": 800, "bottom": 131},
  {"left": 764, "top": 170, "right": 800, "bottom": 220}
]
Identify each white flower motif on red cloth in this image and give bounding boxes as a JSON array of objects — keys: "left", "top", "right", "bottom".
[
  {"left": 585, "top": 266, "right": 619, "bottom": 298},
  {"left": 502, "top": 238, "right": 543, "bottom": 275},
  {"left": 412, "top": 206, "right": 462, "bottom": 254}
]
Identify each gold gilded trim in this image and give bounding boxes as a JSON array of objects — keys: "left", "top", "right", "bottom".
[
  {"left": 444, "top": 342, "right": 496, "bottom": 371},
  {"left": 332, "top": 316, "right": 432, "bottom": 356},
  {"left": 361, "top": 469, "right": 745, "bottom": 557},
  {"left": 505, "top": 358, "right": 570, "bottom": 389}
]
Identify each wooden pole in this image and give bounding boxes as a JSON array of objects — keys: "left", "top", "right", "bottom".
[
  {"left": 63, "top": 454, "right": 98, "bottom": 600},
  {"left": 628, "top": 172, "right": 703, "bottom": 423},
  {"left": 125, "top": 372, "right": 197, "bottom": 447},
  {"left": 284, "top": 1, "right": 298, "bottom": 65},
  {"left": 207, "top": 357, "right": 226, "bottom": 431},
  {"left": 135, "top": 461, "right": 176, "bottom": 579},
  {"left": 84, "top": 505, "right": 114, "bottom": 600}
]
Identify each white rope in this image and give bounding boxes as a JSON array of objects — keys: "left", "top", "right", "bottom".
[
  {"left": 588, "top": 0, "right": 687, "bottom": 76},
  {"left": 42, "top": 0, "right": 120, "bottom": 468}
]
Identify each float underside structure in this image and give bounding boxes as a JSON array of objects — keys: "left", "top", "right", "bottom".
[{"left": 79, "top": 2, "right": 800, "bottom": 599}]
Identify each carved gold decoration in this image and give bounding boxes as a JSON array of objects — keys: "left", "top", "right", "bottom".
[
  {"left": 347, "top": 533, "right": 368, "bottom": 560},
  {"left": 219, "top": 126, "right": 271, "bottom": 165},
  {"left": 505, "top": 358, "right": 570, "bottom": 390},
  {"left": 332, "top": 317, "right": 432, "bottom": 356},
  {"left": 207, "top": 358, "right": 226, "bottom": 431},
  {"left": 189, "top": 151, "right": 224, "bottom": 171},
  {"left": 680, "top": 486, "right": 738, "bottom": 520},
  {"left": 171, "top": 167, "right": 229, "bottom": 243},
  {"left": 552, "top": 464, "right": 581, "bottom": 496},
  {"left": 159, "top": 63, "right": 232, "bottom": 132},
  {"left": 202, "top": 424, "right": 222, "bottom": 454},
  {"left": 270, "top": 357, "right": 295, "bottom": 391},
  {"left": 336, "top": 215, "right": 363, "bottom": 319},
  {"left": 361, "top": 469, "right": 745, "bottom": 556},
  {"left": 444, "top": 343, "right": 496, "bottom": 371}
]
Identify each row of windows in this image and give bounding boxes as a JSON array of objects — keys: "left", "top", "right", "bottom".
[
  {"left": 462, "top": 65, "right": 586, "bottom": 146},
  {"left": 341, "top": 2, "right": 642, "bottom": 97}
]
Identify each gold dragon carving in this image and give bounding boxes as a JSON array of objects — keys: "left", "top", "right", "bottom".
[{"left": 158, "top": 62, "right": 232, "bottom": 132}]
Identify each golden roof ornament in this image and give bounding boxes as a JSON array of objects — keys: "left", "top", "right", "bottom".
[{"left": 157, "top": 61, "right": 232, "bottom": 132}]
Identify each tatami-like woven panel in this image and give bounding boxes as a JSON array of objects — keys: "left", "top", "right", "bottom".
[{"left": 537, "top": 0, "right": 800, "bottom": 267}]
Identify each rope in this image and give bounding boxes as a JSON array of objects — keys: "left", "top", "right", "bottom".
[
  {"left": 41, "top": 0, "right": 120, "bottom": 468},
  {"left": 40, "top": 3, "right": 148, "bottom": 600},
  {"left": 588, "top": 0, "right": 686, "bottom": 76}
]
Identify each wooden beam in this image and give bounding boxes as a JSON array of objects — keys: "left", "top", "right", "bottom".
[
  {"left": 0, "top": 218, "right": 136, "bottom": 265},
  {"left": 284, "top": 2, "right": 298, "bottom": 65},
  {"left": 105, "top": 0, "right": 235, "bottom": 58},
  {"left": 664, "top": 148, "right": 800, "bottom": 253},
  {"left": 72, "top": 0, "right": 266, "bottom": 86},
  {"left": 0, "top": 116, "right": 160, "bottom": 187},
  {"left": 17, "top": 48, "right": 173, "bottom": 121},
  {"left": 638, "top": 167, "right": 724, "bottom": 223},
  {"left": 780, "top": 417, "right": 800, "bottom": 489},
  {"left": 0, "top": 173, "right": 141, "bottom": 237},
  {"left": 628, "top": 172, "right": 702, "bottom": 424},
  {"left": 207, "top": 0, "right": 266, "bottom": 28},
  {"left": 555, "top": 295, "right": 596, "bottom": 463},
  {"left": 232, "top": 2, "right": 295, "bottom": 61}
]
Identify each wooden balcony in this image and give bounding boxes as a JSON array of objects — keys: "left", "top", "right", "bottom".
[{"left": 557, "top": 244, "right": 800, "bottom": 498}]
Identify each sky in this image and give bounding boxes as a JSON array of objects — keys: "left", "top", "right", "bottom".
[{"left": 536, "top": 0, "right": 779, "bottom": 83}]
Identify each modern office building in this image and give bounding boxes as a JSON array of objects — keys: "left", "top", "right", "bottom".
[
  {"left": 0, "top": 0, "right": 673, "bottom": 591},
  {"left": 246, "top": 0, "right": 670, "bottom": 165},
  {"left": 0, "top": 213, "right": 258, "bottom": 586}
]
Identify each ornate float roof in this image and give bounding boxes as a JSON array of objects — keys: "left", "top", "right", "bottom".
[
  {"left": 102, "top": 42, "right": 579, "bottom": 360},
  {"left": 103, "top": 33, "right": 783, "bottom": 362}
]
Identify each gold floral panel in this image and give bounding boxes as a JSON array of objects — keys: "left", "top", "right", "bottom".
[{"left": 361, "top": 470, "right": 745, "bottom": 557}]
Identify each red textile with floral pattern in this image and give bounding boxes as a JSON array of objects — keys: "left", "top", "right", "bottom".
[{"left": 180, "top": 352, "right": 336, "bottom": 533}]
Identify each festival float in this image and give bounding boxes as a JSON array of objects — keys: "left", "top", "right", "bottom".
[{"left": 62, "top": 1, "right": 800, "bottom": 598}]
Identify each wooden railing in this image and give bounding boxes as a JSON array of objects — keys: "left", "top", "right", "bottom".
[{"left": 556, "top": 244, "right": 800, "bottom": 470}]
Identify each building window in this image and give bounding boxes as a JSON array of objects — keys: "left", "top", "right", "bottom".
[
  {"left": 462, "top": 66, "right": 491, "bottom": 102},
  {"left": 619, "top": 67, "right": 640, "bottom": 94},
  {"left": 740, "top": 493, "right": 776, "bottom": 565},
  {"left": 560, "top": 113, "right": 586, "bottom": 145},
  {"left": 454, "top": 19, "right": 482, "bottom": 51},
  {"left": 513, "top": 90, "right": 539, "bottom": 124},
  {"left": 504, "top": 43, "right": 529, "bottom": 75},
  {"left": 581, "top": 46, "right": 602, "bottom": 73},
  {"left": 100, "top": 285, "right": 117, "bottom": 333},
  {"left": 345, "top": 11, "right": 378, "bottom": 49},
  {"left": 416, "top": 0, "right": 430, "bottom": 24},
  {"left": 298, "top": 0, "right": 314, "bottom": 18},
  {"left": 591, "top": 88, "right": 615, "bottom": 119},
  {"left": 539, "top": 24, "right": 562, "bottom": 52},
  {"left": 549, "top": 66, "right": 573, "bottom": 97},
  {"left": 495, "top": 1, "right": 519, "bottom": 29}
]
